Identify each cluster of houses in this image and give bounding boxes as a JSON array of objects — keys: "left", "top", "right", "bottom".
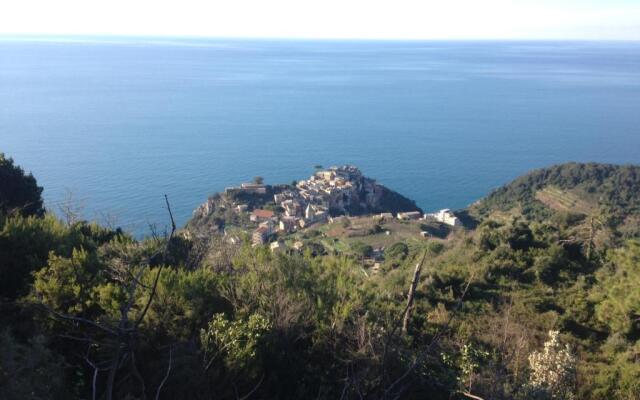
[
  {"left": 248, "top": 207, "right": 461, "bottom": 247},
  {"left": 295, "top": 165, "right": 374, "bottom": 212},
  {"left": 243, "top": 166, "right": 371, "bottom": 246},
  {"left": 248, "top": 201, "right": 331, "bottom": 246},
  {"left": 220, "top": 166, "right": 461, "bottom": 248}
]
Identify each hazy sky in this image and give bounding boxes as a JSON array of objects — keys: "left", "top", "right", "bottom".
[{"left": 1, "top": 0, "right": 639, "bottom": 40}]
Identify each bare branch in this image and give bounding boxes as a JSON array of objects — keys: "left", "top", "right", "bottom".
[
  {"left": 237, "top": 374, "right": 265, "bottom": 400},
  {"left": 381, "top": 250, "right": 427, "bottom": 386},
  {"left": 155, "top": 346, "right": 173, "bottom": 400},
  {"left": 134, "top": 195, "right": 176, "bottom": 329},
  {"left": 41, "top": 303, "right": 118, "bottom": 336},
  {"left": 384, "top": 274, "right": 475, "bottom": 399},
  {"left": 402, "top": 250, "right": 427, "bottom": 333},
  {"left": 461, "top": 391, "right": 485, "bottom": 400},
  {"left": 58, "top": 188, "right": 84, "bottom": 226},
  {"left": 84, "top": 349, "right": 100, "bottom": 400},
  {"left": 131, "top": 351, "right": 147, "bottom": 400},
  {"left": 165, "top": 194, "right": 176, "bottom": 233}
]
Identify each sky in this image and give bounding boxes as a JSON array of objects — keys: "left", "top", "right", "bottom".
[{"left": 1, "top": 0, "right": 639, "bottom": 40}]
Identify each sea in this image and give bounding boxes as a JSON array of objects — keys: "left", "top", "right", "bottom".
[{"left": 2, "top": 37, "right": 640, "bottom": 236}]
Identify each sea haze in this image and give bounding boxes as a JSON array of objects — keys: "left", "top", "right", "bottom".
[{"left": 2, "top": 37, "right": 640, "bottom": 235}]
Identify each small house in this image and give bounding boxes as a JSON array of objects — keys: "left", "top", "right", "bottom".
[
  {"left": 250, "top": 209, "right": 275, "bottom": 222},
  {"left": 252, "top": 226, "right": 270, "bottom": 246},
  {"left": 397, "top": 211, "right": 422, "bottom": 220}
]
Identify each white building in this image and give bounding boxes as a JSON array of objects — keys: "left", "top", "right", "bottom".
[
  {"left": 279, "top": 216, "right": 298, "bottom": 233},
  {"left": 426, "top": 209, "right": 460, "bottom": 226},
  {"left": 240, "top": 183, "right": 267, "bottom": 194},
  {"left": 397, "top": 211, "right": 422, "bottom": 220},
  {"left": 305, "top": 203, "right": 315, "bottom": 220},
  {"left": 375, "top": 212, "right": 394, "bottom": 220}
]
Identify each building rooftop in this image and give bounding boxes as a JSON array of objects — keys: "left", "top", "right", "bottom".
[{"left": 252, "top": 209, "right": 275, "bottom": 219}]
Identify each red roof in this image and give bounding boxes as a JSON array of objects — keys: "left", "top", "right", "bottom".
[{"left": 252, "top": 209, "right": 274, "bottom": 218}]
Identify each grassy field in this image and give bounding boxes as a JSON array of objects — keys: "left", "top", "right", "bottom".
[
  {"left": 277, "top": 212, "right": 463, "bottom": 262},
  {"left": 283, "top": 215, "right": 456, "bottom": 255}
]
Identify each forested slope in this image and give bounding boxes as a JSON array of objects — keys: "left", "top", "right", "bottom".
[
  {"left": 472, "top": 162, "right": 640, "bottom": 221},
  {"left": 1, "top": 155, "right": 639, "bottom": 400}
]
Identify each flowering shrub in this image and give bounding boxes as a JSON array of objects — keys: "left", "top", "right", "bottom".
[{"left": 524, "top": 330, "right": 576, "bottom": 400}]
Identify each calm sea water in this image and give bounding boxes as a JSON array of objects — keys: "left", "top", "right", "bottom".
[{"left": 2, "top": 37, "right": 640, "bottom": 235}]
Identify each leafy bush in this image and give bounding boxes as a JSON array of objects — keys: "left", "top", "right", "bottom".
[{"left": 0, "top": 153, "right": 44, "bottom": 217}]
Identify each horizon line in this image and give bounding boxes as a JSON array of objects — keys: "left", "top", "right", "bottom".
[{"left": 2, "top": 33, "right": 639, "bottom": 43}]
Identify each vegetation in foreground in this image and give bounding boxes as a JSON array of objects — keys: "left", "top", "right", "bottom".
[{"left": 1, "top": 154, "right": 639, "bottom": 400}]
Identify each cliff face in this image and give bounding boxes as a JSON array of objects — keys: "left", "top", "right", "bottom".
[{"left": 186, "top": 166, "right": 422, "bottom": 235}]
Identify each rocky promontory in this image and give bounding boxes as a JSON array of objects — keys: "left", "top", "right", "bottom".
[{"left": 186, "top": 165, "right": 421, "bottom": 237}]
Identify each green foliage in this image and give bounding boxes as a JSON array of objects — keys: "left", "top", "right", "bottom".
[
  {"left": 351, "top": 241, "right": 373, "bottom": 258},
  {"left": 385, "top": 242, "right": 409, "bottom": 260},
  {"left": 2, "top": 160, "right": 640, "bottom": 399},
  {"left": 200, "top": 313, "right": 271, "bottom": 372},
  {"left": 0, "top": 330, "right": 70, "bottom": 400},
  {"left": 0, "top": 153, "right": 44, "bottom": 217},
  {"left": 134, "top": 267, "right": 230, "bottom": 339},
  {"left": 593, "top": 241, "right": 640, "bottom": 339},
  {"left": 475, "top": 162, "right": 640, "bottom": 225},
  {"left": 591, "top": 336, "right": 640, "bottom": 400},
  {"left": 0, "top": 214, "right": 119, "bottom": 299},
  {"left": 0, "top": 214, "right": 68, "bottom": 299},
  {"left": 33, "top": 248, "right": 104, "bottom": 315},
  {"left": 459, "top": 342, "right": 490, "bottom": 391}
]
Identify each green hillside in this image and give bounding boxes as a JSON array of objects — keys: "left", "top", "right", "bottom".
[
  {"left": 2, "top": 156, "right": 640, "bottom": 400},
  {"left": 471, "top": 163, "right": 640, "bottom": 236}
]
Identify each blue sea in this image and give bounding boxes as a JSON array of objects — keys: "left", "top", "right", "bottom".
[{"left": 2, "top": 37, "right": 640, "bottom": 235}]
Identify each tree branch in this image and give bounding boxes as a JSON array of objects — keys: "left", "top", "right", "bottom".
[
  {"left": 237, "top": 374, "right": 265, "bottom": 400},
  {"left": 155, "top": 346, "right": 173, "bottom": 400},
  {"left": 384, "top": 274, "right": 475, "bottom": 399},
  {"left": 381, "top": 250, "right": 427, "bottom": 387},
  {"left": 41, "top": 303, "right": 118, "bottom": 336},
  {"left": 134, "top": 195, "right": 176, "bottom": 329}
]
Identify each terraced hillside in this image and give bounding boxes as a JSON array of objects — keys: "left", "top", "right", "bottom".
[
  {"left": 534, "top": 186, "right": 595, "bottom": 215},
  {"left": 470, "top": 162, "right": 640, "bottom": 225}
]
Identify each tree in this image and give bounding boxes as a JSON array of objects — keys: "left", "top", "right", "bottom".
[
  {"left": 34, "top": 248, "right": 102, "bottom": 315},
  {"left": 352, "top": 241, "right": 373, "bottom": 259},
  {"left": 523, "top": 330, "right": 576, "bottom": 400},
  {"left": 0, "top": 330, "right": 69, "bottom": 400},
  {"left": 459, "top": 343, "right": 489, "bottom": 395},
  {"left": 200, "top": 313, "right": 271, "bottom": 373},
  {"left": 593, "top": 241, "right": 640, "bottom": 338},
  {"left": 0, "top": 153, "right": 44, "bottom": 217},
  {"left": 253, "top": 176, "right": 264, "bottom": 185},
  {"left": 385, "top": 242, "right": 409, "bottom": 261},
  {"left": 58, "top": 188, "right": 84, "bottom": 226},
  {"left": 34, "top": 195, "right": 178, "bottom": 400}
]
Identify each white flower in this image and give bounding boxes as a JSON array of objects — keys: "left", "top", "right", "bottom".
[{"left": 526, "top": 330, "right": 576, "bottom": 400}]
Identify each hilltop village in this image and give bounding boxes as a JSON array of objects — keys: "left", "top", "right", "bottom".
[{"left": 189, "top": 166, "right": 461, "bottom": 254}]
